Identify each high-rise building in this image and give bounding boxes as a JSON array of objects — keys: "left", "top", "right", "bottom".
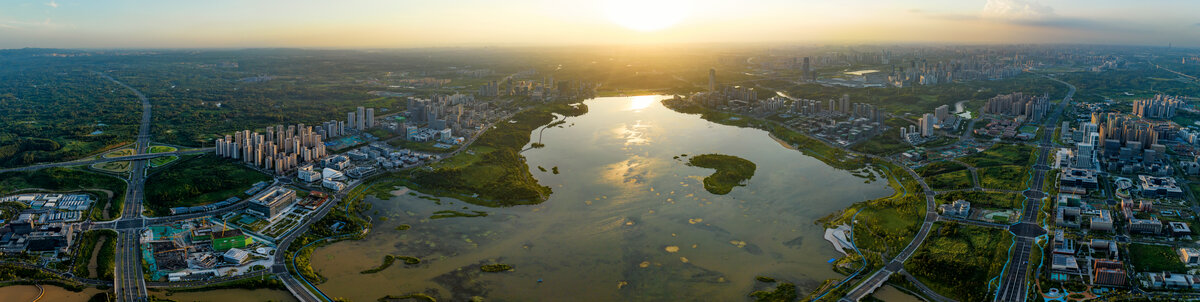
[
  {"left": 919, "top": 113, "right": 936, "bottom": 137},
  {"left": 347, "top": 112, "right": 356, "bottom": 131},
  {"left": 708, "top": 68, "right": 716, "bottom": 93},
  {"left": 356, "top": 106, "right": 366, "bottom": 130},
  {"left": 935, "top": 105, "right": 949, "bottom": 123},
  {"left": 366, "top": 108, "right": 375, "bottom": 129},
  {"left": 802, "top": 57, "right": 811, "bottom": 81}
]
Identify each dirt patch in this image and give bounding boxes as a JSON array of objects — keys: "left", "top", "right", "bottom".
[{"left": 86, "top": 237, "right": 107, "bottom": 278}]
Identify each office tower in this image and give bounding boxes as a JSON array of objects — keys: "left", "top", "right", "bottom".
[
  {"left": 841, "top": 94, "right": 850, "bottom": 113},
  {"left": 708, "top": 68, "right": 716, "bottom": 93},
  {"left": 357, "top": 106, "right": 366, "bottom": 130},
  {"left": 366, "top": 108, "right": 375, "bottom": 129},
  {"left": 803, "top": 57, "right": 811, "bottom": 81},
  {"left": 920, "top": 113, "right": 935, "bottom": 137},
  {"left": 935, "top": 105, "right": 949, "bottom": 123},
  {"left": 347, "top": 112, "right": 356, "bottom": 131}
]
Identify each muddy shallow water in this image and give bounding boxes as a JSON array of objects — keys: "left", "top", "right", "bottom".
[{"left": 310, "top": 95, "right": 892, "bottom": 301}]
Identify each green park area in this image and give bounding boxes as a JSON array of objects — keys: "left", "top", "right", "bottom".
[
  {"left": 905, "top": 222, "right": 1011, "bottom": 302},
  {"left": 405, "top": 101, "right": 588, "bottom": 207},
  {"left": 1128, "top": 243, "right": 1186, "bottom": 273},
  {"left": 70, "top": 229, "right": 117, "bottom": 280},
  {"left": 0, "top": 167, "right": 126, "bottom": 221},
  {"left": 915, "top": 161, "right": 974, "bottom": 191},
  {"left": 686, "top": 154, "right": 757, "bottom": 195},
  {"left": 935, "top": 191, "right": 1025, "bottom": 209},
  {"left": 148, "top": 145, "right": 180, "bottom": 167},
  {"left": 144, "top": 154, "right": 271, "bottom": 216},
  {"left": 958, "top": 143, "right": 1036, "bottom": 191},
  {"left": 821, "top": 161, "right": 925, "bottom": 268}
]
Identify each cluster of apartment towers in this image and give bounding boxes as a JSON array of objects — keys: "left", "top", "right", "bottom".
[{"left": 214, "top": 106, "right": 376, "bottom": 174}]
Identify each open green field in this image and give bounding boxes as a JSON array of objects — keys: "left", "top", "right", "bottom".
[
  {"left": 144, "top": 154, "right": 270, "bottom": 216},
  {"left": 148, "top": 145, "right": 177, "bottom": 154},
  {"left": 366, "top": 128, "right": 399, "bottom": 140},
  {"left": 848, "top": 119, "right": 913, "bottom": 156},
  {"left": 958, "top": 143, "right": 1036, "bottom": 168},
  {"left": 905, "top": 222, "right": 1011, "bottom": 302},
  {"left": 916, "top": 161, "right": 968, "bottom": 177},
  {"left": 71, "top": 229, "right": 117, "bottom": 280},
  {"left": 148, "top": 155, "right": 179, "bottom": 168},
  {"left": 978, "top": 165, "right": 1030, "bottom": 191},
  {"left": 686, "top": 154, "right": 757, "bottom": 195},
  {"left": 935, "top": 191, "right": 1025, "bottom": 209},
  {"left": 407, "top": 102, "right": 588, "bottom": 206},
  {"left": 1129, "top": 243, "right": 1186, "bottom": 273},
  {"left": 103, "top": 148, "right": 135, "bottom": 158},
  {"left": 92, "top": 160, "right": 131, "bottom": 173},
  {"left": 0, "top": 167, "right": 127, "bottom": 221},
  {"left": 925, "top": 170, "right": 974, "bottom": 191}
]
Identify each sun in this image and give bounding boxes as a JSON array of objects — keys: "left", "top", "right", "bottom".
[{"left": 604, "top": 0, "right": 689, "bottom": 32}]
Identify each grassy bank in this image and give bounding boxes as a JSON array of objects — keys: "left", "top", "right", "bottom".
[
  {"left": 144, "top": 154, "right": 271, "bottom": 216},
  {"left": 821, "top": 160, "right": 925, "bottom": 265},
  {"left": 405, "top": 101, "right": 588, "bottom": 207},
  {"left": 686, "top": 153, "right": 757, "bottom": 195},
  {"left": 959, "top": 143, "right": 1037, "bottom": 190},
  {"left": 70, "top": 229, "right": 117, "bottom": 280},
  {"left": 905, "top": 222, "right": 1011, "bottom": 302}
]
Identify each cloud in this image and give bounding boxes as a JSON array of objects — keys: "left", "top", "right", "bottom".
[
  {"left": 46, "top": 0, "right": 58, "bottom": 8},
  {"left": 1195, "top": 22, "right": 1200, "bottom": 27},
  {"left": 982, "top": 0, "right": 1054, "bottom": 21}
]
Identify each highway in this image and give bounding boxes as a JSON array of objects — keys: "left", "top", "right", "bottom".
[
  {"left": 0, "top": 149, "right": 211, "bottom": 174},
  {"left": 993, "top": 75, "right": 1074, "bottom": 302},
  {"left": 101, "top": 72, "right": 153, "bottom": 302}
]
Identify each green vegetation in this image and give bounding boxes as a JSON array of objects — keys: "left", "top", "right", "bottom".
[
  {"left": 821, "top": 161, "right": 924, "bottom": 268},
  {"left": 480, "top": 263, "right": 513, "bottom": 272},
  {"left": 70, "top": 230, "right": 117, "bottom": 280},
  {"left": 378, "top": 293, "right": 437, "bottom": 302},
  {"left": 915, "top": 161, "right": 968, "bottom": 176},
  {"left": 755, "top": 276, "right": 776, "bottom": 283},
  {"left": 686, "top": 154, "right": 757, "bottom": 195},
  {"left": 905, "top": 222, "right": 1011, "bottom": 302},
  {"left": 148, "top": 145, "right": 177, "bottom": 153},
  {"left": 749, "top": 282, "right": 797, "bottom": 302},
  {"left": 0, "top": 202, "right": 28, "bottom": 221},
  {"left": 959, "top": 143, "right": 1036, "bottom": 167},
  {"left": 935, "top": 191, "right": 1025, "bottom": 209},
  {"left": 407, "top": 102, "right": 588, "bottom": 206},
  {"left": 924, "top": 170, "right": 974, "bottom": 191},
  {"left": 848, "top": 119, "right": 915, "bottom": 156},
  {"left": 395, "top": 224, "right": 411, "bottom": 231},
  {"left": 959, "top": 143, "right": 1036, "bottom": 190},
  {"left": 361, "top": 255, "right": 421, "bottom": 274},
  {"left": 144, "top": 154, "right": 271, "bottom": 216},
  {"left": 148, "top": 155, "right": 179, "bottom": 168},
  {"left": 0, "top": 167, "right": 127, "bottom": 221},
  {"left": 161, "top": 276, "right": 286, "bottom": 293},
  {"left": 103, "top": 148, "right": 134, "bottom": 158},
  {"left": 1129, "top": 243, "right": 1186, "bottom": 273},
  {"left": 0, "top": 263, "right": 88, "bottom": 291},
  {"left": 92, "top": 160, "right": 131, "bottom": 173},
  {"left": 430, "top": 210, "right": 488, "bottom": 219},
  {"left": 978, "top": 166, "right": 1030, "bottom": 191},
  {"left": 287, "top": 182, "right": 375, "bottom": 284}
]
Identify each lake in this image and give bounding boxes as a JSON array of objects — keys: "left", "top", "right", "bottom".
[{"left": 309, "top": 95, "right": 892, "bottom": 301}]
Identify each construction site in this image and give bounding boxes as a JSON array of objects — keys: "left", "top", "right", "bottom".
[{"left": 141, "top": 218, "right": 276, "bottom": 282}]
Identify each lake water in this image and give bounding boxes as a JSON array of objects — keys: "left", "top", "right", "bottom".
[{"left": 309, "top": 95, "right": 892, "bottom": 301}]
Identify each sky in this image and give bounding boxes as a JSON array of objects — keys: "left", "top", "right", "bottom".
[{"left": 0, "top": 0, "right": 1197, "bottom": 48}]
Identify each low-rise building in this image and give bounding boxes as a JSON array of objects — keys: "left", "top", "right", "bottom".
[
  {"left": 248, "top": 187, "right": 296, "bottom": 219},
  {"left": 1060, "top": 168, "right": 1100, "bottom": 189},
  {"left": 1180, "top": 247, "right": 1200, "bottom": 265},
  {"left": 223, "top": 248, "right": 250, "bottom": 264},
  {"left": 212, "top": 229, "right": 252, "bottom": 251},
  {"left": 1168, "top": 221, "right": 1192, "bottom": 236},
  {"left": 1090, "top": 210, "right": 1113, "bottom": 232},
  {"left": 938, "top": 200, "right": 970, "bottom": 218},
  {"left": 1138, "top": 175, "right": 1184, "bottom": 198},
  {"left": 1092, "top": 259, "right": 1126, "bottom": 286}
]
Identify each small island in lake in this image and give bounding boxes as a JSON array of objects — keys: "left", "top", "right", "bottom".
[{"left": 686, "top": 154, "right": 757, "bottom": 195}]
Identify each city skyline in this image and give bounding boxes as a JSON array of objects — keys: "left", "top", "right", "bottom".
[{"left": 0, "top": 0, "right": 1197, "bottom": 48}]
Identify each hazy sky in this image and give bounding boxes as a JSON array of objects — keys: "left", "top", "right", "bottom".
[{"left": 0, "top": 0, "right": 1197, "bottom": 48}]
